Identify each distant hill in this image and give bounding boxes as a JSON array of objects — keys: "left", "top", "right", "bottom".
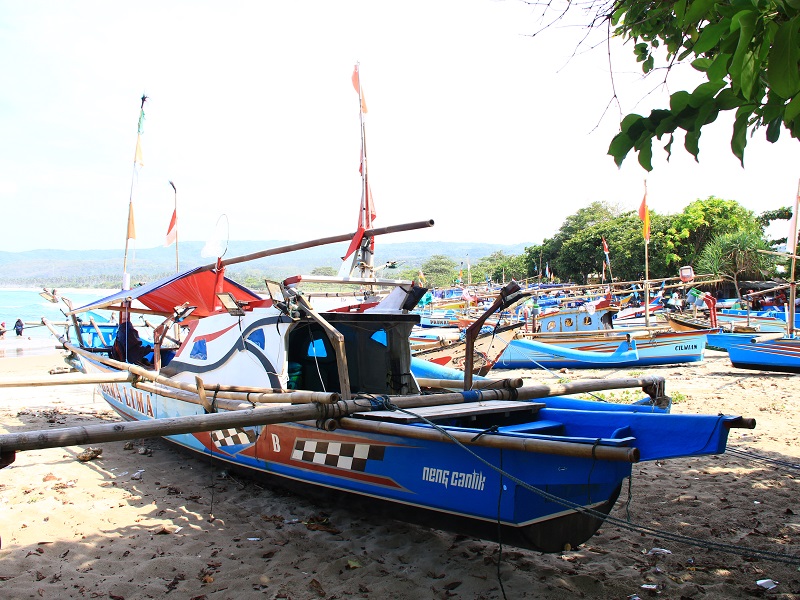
[{"left": 0, "top": 240, "right": 532, "bottom": 287}]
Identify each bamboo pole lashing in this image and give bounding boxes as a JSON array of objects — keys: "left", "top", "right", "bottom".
[{"left": 337, "top": 417, "right": 640, "bottom": 463}]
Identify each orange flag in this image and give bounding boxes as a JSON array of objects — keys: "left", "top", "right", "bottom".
[
  {"left": 639, "top": 192, "right": 650, "bottom": 242},
  {"left": 351, "top": 64, "right": 368, "bottom": 114}
]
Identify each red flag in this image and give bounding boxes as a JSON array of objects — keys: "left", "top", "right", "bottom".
[
  {"left": 351, "top": 64, "right": 368, "bottom": 114},
  {"left": 601, "top": 236, "right": 609, "bottom": 254},
  {"left": 639, "top": 193, "right": 650, "bottom": 242},
  {"left": 165, "top": 209, "right": 177, "bottom": 247}
]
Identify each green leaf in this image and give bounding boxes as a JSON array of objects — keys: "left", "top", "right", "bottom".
[
  {"left": 739, "top": 50, "right": 759, "bottom": 100},
  {"left": 675, "top": 0, "right": 688, "bottom": 22},
  {"left": 692, "top": 57, "right": 713, "bottom": 72},
  {"left": 683, "top": 0, "right": 716, "bottom": 25},
  {"left": 731, "top": 108, "right": 750, "bottom": 166},
  {"left": 715, "top": 87, "right": 745, "bottom": 110},
  {"left": 768, "top": 18, "right": 800, "bottom": 99},
  {"left": 729, "top": 10, "right": 758, "bottom": 96},
  {"left": 708, "top": 53, "right": 732, "bottom": 81},
  {"left": 608, "top": 132, "right": 635, "bottom": 167},
  {"left": 620, "top": 113, "right": 645, "bottom": 136},
  {"left": 643, "top": 55, "right": 655, "bottom": 73},
  {"left": 684, "top": 129, "right": 701, "bottom": 161},
  {"left": 689, "top": 80, "right": 727, "bottom": 107},
  {"left": 766, "top": 117, "right": 782, "bottom": 143},
  {"left": 664, "top": 133, "right": 675, "bottom": 160},
  {"left": 785, "top": 94, "right": 800, "bottom": 122},
  {"left": 670, "top": 90, "right": 692, "bottom": 113},
  {"left": 636, "top": 137, "right": 654, "bottom": 170},
  {"left": 693, "top": 21, "right": 730, "bottom": 54}
]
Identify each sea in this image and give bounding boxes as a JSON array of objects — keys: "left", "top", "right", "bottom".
[{"left": 0, "top": 288, "right": 117, "bottom": 339}]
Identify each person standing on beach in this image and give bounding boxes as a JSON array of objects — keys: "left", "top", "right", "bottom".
[
  {"left": 14, "top": 319, "right": 23, "bottom": 336},
  {"left": 0, "top": 321, "right": 6, "bottom": 339}
]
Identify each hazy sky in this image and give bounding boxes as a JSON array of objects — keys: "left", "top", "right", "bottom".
[{"left": 1, "top": 0, "right": 798, "bottom": 256}]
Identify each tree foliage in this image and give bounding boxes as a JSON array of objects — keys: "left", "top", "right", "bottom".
[
  {"left": 597, "top": 0, "right": 800, "bottom": 169},
  {"left": 695, "top": 231, "right": 774, "bottom": 296},
  {"left": 660, "top": 197, "right": 762, "bottom": 267},
  {"left": 419, "top": 254, "right": 459, "bottom": 287}
]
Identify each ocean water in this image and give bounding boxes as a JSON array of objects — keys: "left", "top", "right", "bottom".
[{"left": 0, "top": 288, "right": 117, "bottom": 339}]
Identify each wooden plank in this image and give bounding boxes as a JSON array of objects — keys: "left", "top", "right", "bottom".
[{"left": 356, "top": 400, "right": 544, "bottom": 423}]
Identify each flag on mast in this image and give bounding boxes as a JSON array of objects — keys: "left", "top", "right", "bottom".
[
  {"left": 342, "top": 64, "right": 376, "bottom": 261},
  {"left": 126, "top": 203, "right": 136, "bottom": 240},
  {"left": 165, "top": 210, "right": 177, "bottom": 246},
  {"left": 638, "top": 190, "right": 650, "bottom": 242},
  {"left": 351, "top": 64, "right": 368, "bottom": 114},
  {"left": 601, "top": 236, "right": 611, "bottom": 266}
]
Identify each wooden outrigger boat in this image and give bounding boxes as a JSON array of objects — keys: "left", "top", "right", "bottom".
[
  {"left": 495, "top": 328, "right": 709, "bottom": 370},
  {"left": 0, "top": 225, "right": 754, "bottom": 552}
]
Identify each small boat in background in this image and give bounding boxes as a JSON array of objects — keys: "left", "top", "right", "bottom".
[{"left": 495, "top": 329, "right": 708, "bottom": 370}]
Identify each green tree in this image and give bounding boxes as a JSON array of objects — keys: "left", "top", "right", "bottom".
[
  {"left": 662, "top": 197, "right": 762, "bottom": 267},
  {"left": 600, "top": 0, "right": 800, "bottom": 169},
  {"left": 695, "top": 231, "right": 774, "bottom": 298},
  {"left": 419, "top": 254, "right": 458, "bottom": 287},
  {"left": 311, "top": 266, "right": 337, "bottom": 276}
]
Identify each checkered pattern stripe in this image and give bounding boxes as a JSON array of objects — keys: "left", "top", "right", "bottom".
[
  {"left": 212, "top": 427, "right": 257, "bottom": 447},
  {"left": 291, "top": 439, "right": 385, "bottom": 471}
]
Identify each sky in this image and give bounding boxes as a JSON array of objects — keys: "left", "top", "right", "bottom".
[{"left": 1, "top": 0, "right": 799, "bottom": 256}]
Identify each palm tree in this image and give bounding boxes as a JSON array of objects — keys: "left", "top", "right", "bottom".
[{"left": 696, "top": 231, "right": 774, "bottom": 300}]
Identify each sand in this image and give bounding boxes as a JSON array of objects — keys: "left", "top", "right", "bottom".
[{"left": 0, "top": 345, "right": 798, "bottom": 599}]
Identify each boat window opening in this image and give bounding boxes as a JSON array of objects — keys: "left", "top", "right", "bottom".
[
  {"left": 190, "top": 339, "right": 207, "bottom": 360},
  {"left": 583, "top": 316, "right": 592, "bottom": 326},
  {"left": 370, "top": 329, "right": 388, "bottom": 347},
  {"left": 307, "top": 337, "right": 328, "bottom": 358},
  {"left": 547, "top": 321, "right": 556, "bottom": 331},
  {"left": 284, "top": 316, "right": 419, "bottom": 396},
  {"left": 247, "top": 328, "right": 266, "bottom": 350},
  {"left": 564, "top": 318, "right": 574, "bottom": 327}
]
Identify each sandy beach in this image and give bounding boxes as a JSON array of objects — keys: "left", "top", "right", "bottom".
[{"left": 0, "top": 345, "right": 798, "bottom": 599}]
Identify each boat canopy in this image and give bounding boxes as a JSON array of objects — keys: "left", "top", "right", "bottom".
[{"left": 69, "top": 267, "right": 262, "bottom": 318}]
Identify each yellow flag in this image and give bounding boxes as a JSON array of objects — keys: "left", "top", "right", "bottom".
[
  {"left": 126, "top": 202, "right": 136, "bottom": 240},
  {"left": 134, "top": 134, "right": 144, "bottom": 167}
]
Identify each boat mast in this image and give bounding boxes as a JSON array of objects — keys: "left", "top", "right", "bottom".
[
  {"left": 641, "top": 181, "right": 651, "bottom": 328},
  {"left": 340, "top": 63, "right": 376, "bottom": 279},
  {"left": 169, "top": 180, "right": 179, "bottom": 273},
  {"left": 123, "top": 94, "right": 147, "bottom": 290},
  {"left": 355, "top": 62, "right": 373, "bottom": 278},
  {"left": 788, "top": 179, "right": 799, "bottom": 338}
]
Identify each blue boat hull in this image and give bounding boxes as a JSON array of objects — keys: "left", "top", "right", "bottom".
[
  {"left": 495, "top": 332, "right": 707, "bottom": 369},
  {"left": 728, "top": 338, "right": 800, "bottom": 373},
  {"left": 80, "top": 351, "right": 740, "bottom": 552}
]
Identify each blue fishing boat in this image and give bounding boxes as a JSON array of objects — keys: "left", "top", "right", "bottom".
[
  {"left": 727, "top": 338, "right": 800, "bottom": 373},
  {"left": 29, "top": 258, "right": 751, "bottom": 553},
  {"left": 495, "top": 329, "right": 708, "bottom": 369}
]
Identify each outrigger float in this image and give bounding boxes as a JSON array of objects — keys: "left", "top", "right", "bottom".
[{"left": 0, "top": 222, "right": 755, "bottom": 553}]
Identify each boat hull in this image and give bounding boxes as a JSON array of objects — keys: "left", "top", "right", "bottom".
[
  {"left": 495, "top": 331, "right": 707, "bottom": 369},
  {"left": 728, "top": 338, "right": 800, "bottom": 373},
  {"left": 79, "top": 354, "right": 635, "bottom": 552}
]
